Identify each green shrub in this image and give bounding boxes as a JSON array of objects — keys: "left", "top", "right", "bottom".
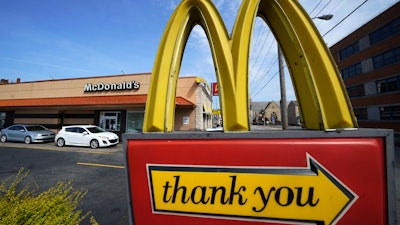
[{"left": 0, "top": 168, "right": 98, "bottom": 225}]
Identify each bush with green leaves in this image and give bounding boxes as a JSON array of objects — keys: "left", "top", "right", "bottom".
[{"left": 0, "top": 168, "right": 98, "bottom": 225}]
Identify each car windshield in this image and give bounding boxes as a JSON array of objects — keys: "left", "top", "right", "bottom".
[
  {"left": 87, "top": 126, "right": 106, "bottom": 133},
  {"left": 26, "top": 126, "right": 46, "bottom": 131}
]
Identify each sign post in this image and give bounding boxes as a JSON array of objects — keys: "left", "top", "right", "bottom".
[{"left": 124, "top": 0, "right": 396, "bottom": 224}]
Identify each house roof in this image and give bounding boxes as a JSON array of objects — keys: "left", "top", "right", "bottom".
[
  {"left": 266, "top": 101, "right": 279, "bottom": 108},
  {"left": 251, "top": 101, "right": 269, "bottom": 112},
  {"left": 0, "top": 95, "right": 195, "bottom": 108}
]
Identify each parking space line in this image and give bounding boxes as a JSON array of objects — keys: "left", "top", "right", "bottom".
[{"left": 77, "top": 162, "right": 125, "bottom": 169}]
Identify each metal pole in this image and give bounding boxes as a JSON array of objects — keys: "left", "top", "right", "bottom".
[{"left": 278, "top": 45, "right": 288, "bottom": 130}]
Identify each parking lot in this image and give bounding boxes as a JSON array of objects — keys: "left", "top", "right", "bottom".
[{"left": 0, "top": 141, "right": 128, "bottom": 225}]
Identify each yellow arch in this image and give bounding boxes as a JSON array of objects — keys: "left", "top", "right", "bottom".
[
  {"left": 143, "top": 0, "right": 357, "bottom": 132},
  {"left": 258, "top": 0, "right": 357, "bottom": 129},
  {"left": 144, "top": 0, "right": 246, "bottom": 132}
]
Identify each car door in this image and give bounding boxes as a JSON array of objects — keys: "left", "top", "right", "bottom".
[
  {"left": 64, "top": 127, "right": 80, "bottom": 145},
  {"left": 8, "top": 125, "right": 25, "bottom": 141},
  {"left": 6, "top": 126, "right": 17, "bottom": 141},
  {"left": 74, "top": 127, "right": 92, "bottom": 146}
]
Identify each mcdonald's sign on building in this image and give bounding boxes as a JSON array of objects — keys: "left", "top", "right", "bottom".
[
  {"left": 212, "top": 82, "right": 218, "bottom": 96},
  {"left": 125, "top": 0, "right": 396, "bottom": 225}
]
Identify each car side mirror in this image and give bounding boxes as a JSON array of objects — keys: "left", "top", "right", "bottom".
[
  {"left": 83, "top": 131, "right": 89, "bottom": 135},
  {"left": 20, "top": 129, "right": 25, "bottom": 132}
]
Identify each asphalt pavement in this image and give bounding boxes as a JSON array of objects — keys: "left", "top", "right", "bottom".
[{"left": 0, "top": 141, "right": 128, "bottom": 225}]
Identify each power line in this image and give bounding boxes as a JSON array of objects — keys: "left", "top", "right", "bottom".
[
  {"left": 251, "top": 69, "right": 280, "bottom": 99},
  {"left": 250, "top": 55, "right": 277, "bottom": 94},
  {"left": 323, "top": 0, "right": 369, "bottom": 37},
  {"left": 250, "top": 0, "right": 370, "bottom": 101},
  {"left": 249, "top": 25, "right": 272, "bottom": 80},
  {"left": 253, "top": 18, "right": 261, "bottom": 52},
  {"left": 326, "top": 0, "right": 345, "bottom": 15},
  {"left": 314, "top": 0, "right": 334, "bottom": 18},
  {"left": 249, "top": 20, "right": 278, "bottom": 92},
  {"left": 309, "top": 0, "right": 323, "bottom": 15},
  {"left": 249, "top": 38, "right": 277, "bottom": 91}
]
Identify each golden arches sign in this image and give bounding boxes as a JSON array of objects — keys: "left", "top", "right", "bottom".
[{"left": 143, "top": 0, "right": 357, "bottom": 132}]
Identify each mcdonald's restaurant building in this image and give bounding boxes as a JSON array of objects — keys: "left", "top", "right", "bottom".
[{"left": 0, "top": 73, "right": 213, "bottom": 139}]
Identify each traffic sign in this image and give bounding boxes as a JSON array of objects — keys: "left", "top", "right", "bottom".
[
  {"left": 212, "top": 82, "right": 219, "bottom": 96},
  {"left": 125, "top": 130, "right": 396, "bottom": 225}
]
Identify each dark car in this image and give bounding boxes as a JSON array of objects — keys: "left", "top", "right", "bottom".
[{"left": 0, "top": 124, "right": 56, "bottom": 144}]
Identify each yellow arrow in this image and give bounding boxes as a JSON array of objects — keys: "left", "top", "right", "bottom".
[{"left": 148, "top": 155, "right": 357, "bottom": 225}]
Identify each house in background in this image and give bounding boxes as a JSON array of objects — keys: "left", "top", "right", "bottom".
[
  {"left": 288, "top": 101, "right": 300, "bottom": 126},
  {"left": 250, "top": 100, "right": 300, "bottom": 126},
  {"left": 264, "top": 101, "right": 281, "bottom": 125},
  {"left": 250, "top": 101, "right": 269, "bottom": 125}
]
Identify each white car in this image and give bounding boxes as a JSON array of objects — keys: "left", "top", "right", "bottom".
[{"left": 55, "top": 125, "right": 119, "bottom": 149}]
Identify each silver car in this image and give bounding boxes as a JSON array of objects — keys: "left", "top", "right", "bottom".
[{"left": 0, "top": 124, "right": 56, "bottom": 144}]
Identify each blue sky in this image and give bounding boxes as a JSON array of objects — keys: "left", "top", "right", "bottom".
[{"left": 0, "top": 0, "right": 397, "bottom": 104}]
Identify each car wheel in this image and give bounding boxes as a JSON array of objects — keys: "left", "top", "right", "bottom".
[
  {"left": 56, "top": 138, "right": 65, "bottom": 147},
  {"left": 0, "top": 135, "right": 7, "bottom": 143},
  {"left": 24, "top": 136, "right": 31, "bottom": 144},
  {"left": 90, "top": 139, "right": 99, "bottom": 149}
]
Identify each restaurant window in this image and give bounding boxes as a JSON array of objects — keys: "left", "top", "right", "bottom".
[
  {"left": 126, "top": 112, "right": 144, "bottom": 133},
  {"left": 99, "top": 111, "right": 121, "bottom": 131}
]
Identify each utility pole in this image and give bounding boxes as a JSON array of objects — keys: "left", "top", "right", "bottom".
[
  {"left": 276, "top": 14, "right": 333, "bottom": 130},
  {"left": 278, "top": 45, "right": 288, "bottom": 130}
]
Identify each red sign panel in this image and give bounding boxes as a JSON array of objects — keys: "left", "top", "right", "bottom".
[
  {"left": 126, "top": 134, "right": 392, "bottom": 225},
  {"left": 212, "top": 82, "right": 219, "bottom": 96}
]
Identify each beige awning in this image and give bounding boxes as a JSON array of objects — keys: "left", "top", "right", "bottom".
[{"left": 203, "top": 102, "right": 212, "bottom": 115}]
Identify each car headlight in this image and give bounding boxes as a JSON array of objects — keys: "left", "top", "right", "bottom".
[
  {"left": 35, "top": 134, "right": 42, "bottom": 137},
  {"left": 98, "top": 136, "right": 109, "bottom": 140}
]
